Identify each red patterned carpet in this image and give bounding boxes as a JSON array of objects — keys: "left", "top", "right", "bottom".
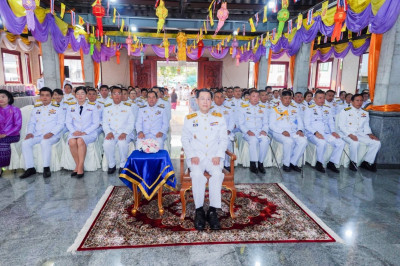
[{"left": 68, "top": 183, "right": 342, "bottom": 251}]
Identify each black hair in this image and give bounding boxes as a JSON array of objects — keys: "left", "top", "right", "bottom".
[
  {"left": 315, "top": 90, "right": 326, "bottom": 96},
  {"left": 0, "top": 89, "right": 14, "bottom": 105},
  {"left": 87, "top": 88, "right": 97, "bottom": 94},
  {"left": 361, "top": 91, "right": 369, "bottom": 96},
  {"left": 304, "top": 91, "right": 313, "bottom": 98},
  {"left": 100, "top": 85, "right": 109, "bottom": 90},
  {"left": 294, "top": 92, "right": 303, "bottom": 96},
  {"left": 226, "top": 87, "right": 233, "bottom": 91},
  {"left": 339, "top": 91, "right": 347, "bottom": 96},
  {"left": 53, "top": 88, "right": 64, "bottom": 96},
  {"left": 121, "top": 87, "right": 128, "bottom": 92},
  {"left": 147, "top": 90, "right": 158, "bottom": 98},
  {"left": 273, "top": 90, "right": 279, "bottom": 93},
  {"left": 233, "top": 86, "right": 241, "bottom": 91},
  {"left": 265, "top": 86, "right": 272, "bottom": 90},
  {"left": 75, "top": 86, "right": 87, "bottom": 94},
  {"left": 111, "top": 87, "right": 122, "bottom": 93},
  {"left": 214, "top": 89, "right": 224, "bottom": 95},
  {"left": 40, "top": 87, "right": 53, "bottom": 96},
  {"left": 326, "top": 89, "right": 335, "bottom": 95},
  {"left": 281, "top": 90, "right": 292, "bottom": 97},
  {"left": 196, "top": 88, "right": 213, "bottom": 99},
  {"left": 64, "top": 83, "right": 73, "bottom": 90},
  {"left": 141, "top": 88, "right": 148, "bottom": 93},
  {"left": 249, "top": 89, "right": 259, "bottom": 95},
  {"left": 345, "top": 93, "right": 353, "bottom": 98},
  {"left": 351, "top": 93, "right": 363, "bottom": 101},
  {"left": 259, "top": 89, "right": 267, "bottom": 94}
]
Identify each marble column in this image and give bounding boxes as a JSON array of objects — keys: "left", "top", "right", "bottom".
[
  {"left": 83, "top": 52, "right": 94, "bottom": 87},
  {"left": 42, "top": 34, "right": 60, "bottom": 89},
  {"left": 257, "top": 56, "right": 268, "bottom": 90},
  {"left": 293, "top": 42, "right": 311, "bottom": 94},
  {"left": 369, "top": 16, "right": 400, "bottom": 168}
]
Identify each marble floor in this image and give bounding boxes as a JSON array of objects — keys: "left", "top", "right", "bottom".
[{"left": 1, "top": 162, "right": 399, "bottom": 266}]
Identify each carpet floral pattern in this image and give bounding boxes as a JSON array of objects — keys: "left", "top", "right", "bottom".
[{"left": 77, "top": 184, "right": 336, "bottom": 250}]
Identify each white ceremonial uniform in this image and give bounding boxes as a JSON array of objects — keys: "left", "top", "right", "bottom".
[
  {"left": 127, "top": 100, "right": 139, "bottom": 141},
  {"left": 238, "top": 102, "right": 270, "bottom": 163},
  {"left": 102, "top": 102, "right": 135, "bottom": 168},
  {"left": 303, "top": 100, "right": 315, "bottom": 107},
  {"left": 304, "top": 104, "right": 345, "bottom": 165},
  {"left": 135, "top": 103, "right": 169, "bottom": 149},
  {"left": 65, "top": 102, "right": 100, "bottom": 145},
  {"left": 22, "top": 103, "right": 65, "bottom": 169},
  {"left": 88, "top": 100, "right": 104, "bottom": 134},
  {"left": 189, "top": 96, "right": 199, "bottom": 112},
  {"left": 63, "top": 93, "right": 75, "bottom": 104},
  {"left": 231, "top": 97, "right": 245, "bottom": 133},
  {"left": 269, "top": 103, "right": 308, "bottom": 167},
  {"left": 338, "top": 106, "right": 381, "bottom": 164},
  {"left": 36, "top": 77, "right": 44, "bottom": 89},
  {"left": 211, "top": 104, "right": 235, "bottom": 167},
  {"left": 158, "top": 96, "right": 172, "bottom": 121},
  {"left": 325, "top": 100, "right": 338, "bottom": 116},
  {"left": 271, "top": 97, "right": 281, "bottom": 106},
  {"left": 181, "top": 111, "right": 228, "bottom": 208},
  {"left": 362, "top": 99, "right": 371, "bottom": 108},
  {"left": 97, "top": 96, "right": 113, "bottom": 106},
  {"left": 335, "top": 99, "right": 346, "bottom": 115}
]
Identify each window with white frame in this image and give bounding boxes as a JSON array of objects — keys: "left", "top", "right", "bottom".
[
  {"left": 268, "top": 62, "right": 288, "bottom": 88},
  {"left": 2, "top": 49, "right": 23, "bottom": 83},
  {"left": 316, "top": 60, "right": 333, "bottom": 89},
  {"left": 64, "top": 56, "right": 84, "bottom": 84}
]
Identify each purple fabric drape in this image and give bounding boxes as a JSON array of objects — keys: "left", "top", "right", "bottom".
[
  {"left": 121, "top": 44, "right": 149, "bottom": 56},
  {"left": 92, "top": 45, "right": 117, "bottom": 62},
  {"left": 151, "top": 45, "right": 175, "bottom": 58},
  {"left": 271, "top": 50, "right": 289, "bottom": 59},
  {"left": 346, "top": 5, "right": 371, "bottom": 32},
  {"left": 207, "top": 47, "right": 229, "bottom": 59},
  {"left": 370, "top": 0, "right": 400, "bottom": 34},
  {"left": 0, "top": 0, "right": 27, "bottom": 34},
  {"left": 311, "top": 38, "right": 371, "bottom": 63},
  {"left": 186, "top": 47, "right": 205, "bottom": 60}
]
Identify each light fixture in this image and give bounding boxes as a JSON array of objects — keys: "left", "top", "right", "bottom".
[
  {"left": 268, "top": 1, "right": 276, "bottom": 9},
  {"left": 130, "top": 25, "right": 137, "bottom": 32},
  {"left": 233, "top": 30, "right": 238, "bottom": 36},
  {"left": 110, "top": 0, "right": 117, "bottom": 2}
]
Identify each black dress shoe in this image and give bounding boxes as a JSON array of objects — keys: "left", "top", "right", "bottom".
[
  {"left": 43, "top": 167, "right": 51, "bottom": 178},
  {"left": 194, "top": 207, "right": 206, "bottom": 231},
  {"left": 20, "top": 168, "right": 36, "bottom": 179},
  {"left": 258, "top": 162, "right": 266, "bottom": 174},
  {"left": 349, "top": 161, "right": 357, "bottom": 171},
  {"left": 107, "top": 166, "right": 116, "bottom": 174},
  {"left": 77, "top": 173, "right": 84, "bottom": 178},
  {"left": 71, "top": 172, "right": 78, "bottom": 177},
  {"left": 250, "top": 162, "right": 258, "bottom": 174},
  {"left": 315, "top": 161, "right": 325, "bottom": 173},
  {"left": 360, "top": 161, "right": 377, "bottom": 172},
  {"left": 207, "top": 207, "right": 221, "bottom": 230},
  {"left": 327, "top": 161, "right": 340, "bottom": 173},
  {"left": 290, "top": 163, "right": 301, "bottom": 172},
  {"left": 282, "top": 165, "right": 291, "bottom": 172}
]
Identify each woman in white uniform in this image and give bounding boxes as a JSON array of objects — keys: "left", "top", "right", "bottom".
[{"left": 65, "top": 87, "right": 100, "bottom": 177}]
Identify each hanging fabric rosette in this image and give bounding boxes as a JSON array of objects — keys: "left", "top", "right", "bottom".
[
  {"left": 331, "top": 0, "right": 347, "bottom": 42},
  {"left": 277, "top": 0, "right": 290, "bottom": 37},
  {"left": 156, "top": 0, "right": 168, "bottom": 33},
  {"left": 22, "top": 0, "right": 36, "bottom": 31},
  {"left": 92, "top": 0, "right": 106, "bottom": 37},
  {"left": 214, "top": 2, "right": 229, "bottom": 36}
]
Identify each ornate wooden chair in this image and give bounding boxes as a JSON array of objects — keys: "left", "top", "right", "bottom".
[{"left": 179, "top": 148, "right": 237, "bottom": 220}]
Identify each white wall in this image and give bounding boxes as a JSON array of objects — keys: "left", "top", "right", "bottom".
[
  {"left": 101, "top": 48, "right": 131, "bottom": 86},
  {"left": 341, "top": 52, "right": 360, "bottom": 94},
  {"left": 220, "top": 53, "right": 249, "bottom": 88}
]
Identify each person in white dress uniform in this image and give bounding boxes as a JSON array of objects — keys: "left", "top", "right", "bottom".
[
  {"left": 338, "top": 94, "right": 381, "bottom": 172},
  {"left": 238, "top": 90, "right": 270, "bottom": 174},
  {"left": 20, "top": 88, "right": 65, "bottom": 179},
  {"left": 102, "top": 87, "right": 135, "bottom": 174},
  {"left": 87, "top": 88, "right": 104, "bottom": 134},
  {"left": 181, "top": 89, "right": 228, "bottom": 231},
  {"left": 97, "top": 85, "right": 112, "bottom": 105},
  {"left": 269, "top": 90, "right": 307, "bottom": 172},
  {"left": 63, "top": 83, "right": 75, "bottom": 104},
  {"left": 304, "top": 90, "right": 345, "bottom": 173},
  {"left": 65, "top": 87, "right": 100, "bottom": 178},
  {"left": 136, "top": 91, "right": 169, "bottom": 149}
]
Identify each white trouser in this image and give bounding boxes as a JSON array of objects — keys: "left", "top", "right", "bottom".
[
  {"left": 22, "top": 135, "right": 60, "bottom": 169},
  {"left": 243, "top": 134, "right": 270, "bottom": 163},
  {"left": 103, "top": 133, "right": 131, "bottom": 168},
  {"left": 272, "top": 132, "right": 307, "bottom": 166},
  {"left": 343, "top": 135, "right": 381, "bottom": 164},
  {"left": 190, "top": 159, "right": 224, "bottom": 209},
  {"left": 136, "top": 133, "right": 165, "bottom": 150},
  {"left": 308, "top": 134, "right": 345, "bottom": 165}
]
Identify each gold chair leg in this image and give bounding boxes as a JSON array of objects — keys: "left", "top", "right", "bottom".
[
  {"left": 229, "top": 188, "right": 236, "bottom": 219},
  {"left": 158, "top": 187, "right": 164, "bottom": 216},
  {"left": 180, "top": 189, "right": 187, "bottom": 220},
  {"left": 131, "top": 185, "right": 140, "bottom": 216}
]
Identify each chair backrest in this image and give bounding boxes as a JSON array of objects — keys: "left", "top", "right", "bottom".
[{"left": 20, "top": 105, "right": 34, "bottom": 139}]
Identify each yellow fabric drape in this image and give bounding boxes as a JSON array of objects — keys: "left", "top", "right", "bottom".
[
  {"left": 55, "top": 16, "right": 69, "bottom": 36},
  {"left": 6, "top": 33, "right": 17, "bottom": 42},
  {"left": 34, "top": 7, "right": 48, "bottom": 23},
  {"left": 266, "top": 49, "right": 272, "bottom": 84},
  {"left": 371, "top": 0, "right": 386, "bottom": 15},
  {"left": 20, "top": 37, "right": 31, "bottom": 46},
  {"left": 366, "top": 104, "right": 400, "bottom": 112},
  {"left": 352, "top": 38, "right": 368, "bottom": 48},
  {"left": 320, "top": 6, "right": 337, "bottom": 26},
  {"left": 289, "top": 55, "right": 296, "bottom": 86},
  {"left": 334, "top": 43, "right": 349, "bottom": 53},
  {"left": 368, "top": 33, "right": 382, "bottom": 103},
  {"left": 254, "top": 62, "right": 259, "bottom": 89},
  {"left": 80, "top": 48, "right": 86, "bottom": 82},
  {"left": 94, "top": 61, "right": 100, "bottom": 88},
  {"left": 58, "top": 53, "right": 65, "bottom": 89}
]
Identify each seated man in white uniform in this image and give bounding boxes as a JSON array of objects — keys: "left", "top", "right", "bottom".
[
  {"left": 181, "top": 88, "right": 228, "bottom": 231},
  {"left": 20, "top": 87, "right": 65, "bottom": 178},
  {"left": 212, "top": 90, "right": 235, "bottom": 171},
  {"left": 238, "top": 90, "right": 270, "bottom": 174},
  {"left": 136, "top": 91, "right": 169, "bottom": 149},
  {"left": 87, "top": 88, "right": 104, "bottom": 134},
  {"left": 338, "top": 94, "right": 381, "bottom": 172},
  {"left": 97, "top": 85, "right": 112, "bottom": 105},
  {"left": 63, "top": 83, "right": 75, "bottom": 104},
  {"left": 152, "top": 87, "right": 171, "bottom": 121},
  {"left": 269, "top": 90, "right": 307, "bottom": 172},
  {"left": 304, "top": 90, "right": 345, "bottom": 173},
  {"left": 103, "top": 87, "right": 135, "bottom": 174}
]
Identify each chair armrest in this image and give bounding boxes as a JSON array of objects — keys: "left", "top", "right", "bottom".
[{"left": 225, "top": 150, "right": 237, "bottom": 161}]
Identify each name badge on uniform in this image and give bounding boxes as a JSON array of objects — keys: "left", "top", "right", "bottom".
[
  {"left": 36, "top": 110, "right": 41, "bottom": 114},
  {"left": 258, "top": 110, "right": 264, "bottom": 114},
  {"left": 210, "top": 122, "right": 218, "bottom": 126},
  {"left": 121, "top": 110, "right": 127, "bottom": 113},
  {"left": 155, "top": 110, "right": 161, "bottom": 115},
  {"left": 71, "top": 108, "right": 75, "bottom": 112},
  {"left": 87, "top": 109, "right": 93, "bottom": 112},
  {"left": 361, "top": 113, "right": 367, "bottom": 117},
  {"left": 323, "top": 110, "right": 329, "bottom": 114},
  {"left": 223, "top": 111, "right": 228, "bottom": 115},
  {"left": 193, "top": 120, "right": 198, "bottom": 127},
  {"left": 246, "top": 112, "right": 251, "bottom": 114},
  {"left": 291, "top": 110, "right": 297, "bottom": 114}
]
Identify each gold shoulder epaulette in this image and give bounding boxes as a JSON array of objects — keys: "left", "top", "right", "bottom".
[
  {"left": 34, "top": 103, "right": 43, "bottom": 108},
  {"left": 67, "top": 102, "right": 76, "bottom": 105},
  {"left": 259, "top": 104, "right": 266, "bottom": 108},
  {"left": 139, "top": 105, "right": 147, "bottom": 108},
  {"left": 124, "top": 102, "right": 132, "bottom": 107},
  {"left": 212, "top": 111, "right": 222, "bottom": 117},
  {"left": 308, "top": 104, "right": 316, "bottom": 108},
  {"left": 35, "top": 99, "right": 41, "bottom": 102},
  {"left": 186, "top": 113, "right": 197, "bottom": 120},
  {"left": 157, "top": 104, "right": 165, "bottom": 108},
  {"left": 163, "top": 96, "right": 168, "bottom": 101},
  {"left": 323, "top": 104, "right": 331, "bottom": 108},
  {"left": 88, "top": 102, "right": 96, "bottom": 105},
  {"left": 241, "top": 104, "right": 249, "bottom": 108},
  {"left": 344, "top": 107, "right": 352, "bottom": 111},
  {"left": 210, "top": 106, "right": 214, "bottom": 109},
  {"left": 104, "top": 103, "right": 112, "bottom": 108},
  {"left": 51, "top": 103, "right": 60, "bottom": 107},
  {"left": 290, "top": 103, "right": 296, "bottom": 107},
  {"left": 224, "top": 105, "right": 231, "bottom": 109}
]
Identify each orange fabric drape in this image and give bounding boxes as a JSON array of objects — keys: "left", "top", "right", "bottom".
[
  {"left": 58, "top": 53, "right": 64, "bottom": 88},
  {"left": 366, "top": 104, "right": 400, "bottom": 112},
  {"left": 93, "top": 61, "right": 100, "bottom": 87},
  {"left": 254, "top": 62, "right": 259, "bottom": 89},
  {"left": 368, "top": 33, "right": 383, "bottom": 102},
  {"left": 266, "top": 49, "right": 272, "bottom": 84},
  {"left": 289, "top": 55, "right": 296, "bottom": 86},
  {"left": 80, "top": 48, "right": 86, "bottom": 82},
  {"left": 129, "top": 59, "right": 134, "bottom": 86}
]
